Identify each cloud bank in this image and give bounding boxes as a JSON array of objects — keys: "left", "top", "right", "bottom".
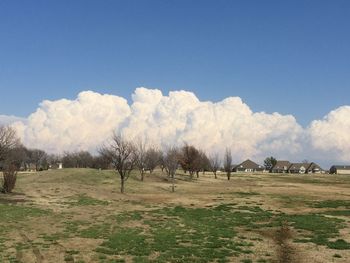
[
  {"left": 0, "top": 115, "right": 26, "bottom": 126},
  {"left": 3, "top": 88, "right": 350, "bottom": 165},
  {"left": 308, "top": 106, "right": 350, "bottom": 163}
]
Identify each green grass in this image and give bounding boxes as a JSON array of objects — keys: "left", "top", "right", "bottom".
[
  {"left": 93, "top": 204, "right": 275, "bottom": 262},
  {"left": 64, "top": 194, "right": 109, "bottom": 206},
  {"left": 278, "top": 213, "right": 350, "bottom": 249},
  {"left": 311, "top": 200, "right": 350, "bottom": 209},
  {"left": 0, "top": 203, "right": 50, "bottom": 221},
  {"left": 327, "top": 239, "right": 350, "bottom": 250}
]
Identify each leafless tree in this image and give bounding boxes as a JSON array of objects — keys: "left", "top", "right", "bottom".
[
  {"left": 0, "top": 126, "right": 20, "bottom": 193},
  {"left": 61, "top": 151, "right": 93, "bottom": 168},
  {"left": 223, "top": 148, "right": 232, "bottom": 180},
  {"left": 179, "top": 144, "right": 201, "bottom": 179},
  {"left": 2, "top": 164, "right": 17, "bottom": 193},
  {"left": 92, "top": 154, "right": 111, "bottom": 170},
  {"left": 198, "top": 150, "right": 210, "bottom": 176},
  {"left": 209, "top": 153, "right": 220, "bottom": 179},
  {"left": 135, "top": 138, "right": 147, "bottom": 181},
  {"left": 99, "top": 133, "right": 136, "bottom": 193},
  {"left": 163, "top": 147, "right": 179, "bottom": 192},
  {"left": 29, "top": 149, "right": 48, "bottom": 171},
  {"left": 0, "top": 126, "right": 20, "bottom": 162},
  {"left": 47, "top": 154, "right": 62, "bottom": 168},
  {"left": 145, "top": 147, "right": 162, "bottom": 173}
]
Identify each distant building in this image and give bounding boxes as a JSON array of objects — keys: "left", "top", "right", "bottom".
[
  {"left": 233, "top": 159, "right": 265, "bottom": 173},
  {"left": 307, "top": 162, "right": 323, "bottom": 174},
  {"left": 288, "top": 162, "right": 323, "bottom": 174},
  {"left": 271, "top": 161, "right": 291, "bottom": 173},
  {"left": 288, "top": 163, "right": 309, "bottom": 174},
  {"left": 330, "top": 165, "right": 350, "bottom": 175}
]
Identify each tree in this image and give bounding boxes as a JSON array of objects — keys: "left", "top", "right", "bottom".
[
  {"left": 135, "top": 138, "right": 147, "bottom": 181},
  {"left": 209, "top": 153, "right": 220, "bottom": 179},
  {"left": 77, "top": 151, "right": 93, "bottom": 168},
  {"left": 0, "top": 126, "right": 20, "bottom": 193},
  {"left": 100, "top": 134, "right": 136, "bottom": 193},
  {"left": 178, "top": 144, "right": 201, "bottom": 179},
  {"left": 92, "top": 154, "right": 111, "bottom": 170},
  {"left": 2, "top": 164, "right": 17, "bottom": 193},
  {"left": 223, "top": 148, "right": 232, "bottom": 180},
  {"left": 29, "top": 149, "right": 48, "bottom": 171},
  {"left": 61, "top": 151, "right": 93, "bottom": 168},
  {"left": 145, "top": 147, "right": 162, "bottom": 174},
  {"left": 199, "top": 150, "right": 210, "bottom": 176},
  {"left": 7, "top": 145, "right": 27, "bottom": 170},
  {"left": 163, "top": 147, "right": 179, "bottom": 192},
  {"left": 264, "top": 156, "right": 277, "bottom": 171},
  {"left": 0, "top": 126, "right": 19, "bottom": 162}
]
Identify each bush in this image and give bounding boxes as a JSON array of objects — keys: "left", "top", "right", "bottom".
[{"left": 1, "top": 164, "right": 17, "bottom": 193}]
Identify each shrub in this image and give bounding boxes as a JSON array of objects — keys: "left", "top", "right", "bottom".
[{"left": 1, "top": 164, "right": 17, "bottom": 193}]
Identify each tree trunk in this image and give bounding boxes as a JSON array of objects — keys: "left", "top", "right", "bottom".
[
  {"left": 196, "top": 171, "right": 199, "bottom": 178},
  {"left": 227, "top": 173, "right": 231, "bottom": 180},
  {"left": 120, "top": 176, "right": 125, "bottom": 193},
  {"left": 214, "top": 171, "right": 217, "bottom": 179},
  {"left": 171, "top": 174, "right": 175, "bottom": 192},
  {"left": 140, "top": 170, "right": 144, "bottom": 181}
]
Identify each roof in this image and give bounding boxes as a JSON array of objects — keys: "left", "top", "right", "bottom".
[
  {"left": 235, "top": 159, "right": 263, "bottom": 169},
  {"left": 331, "top": 165, "right": 350, "bottom": 170},
  {"left": 308, "top": 162, "right": 323, "bottom": 171},
  {"left": 272, "top": 161, "right": 291, "bottom": 170},
  {"left": 289, "top": 163, "right": 311, "bottom": 170}
]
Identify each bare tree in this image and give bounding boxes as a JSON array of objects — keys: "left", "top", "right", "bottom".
[
  {"left": 198, "top": 150, "right": 210, "bottom": 176},
  {"left": 145, "top": 147, "right": 162, "bottom": 174},
  {"left": 0, "top": 126, "right": 20, "bottom": 162},
  {"left": 100, "top": 133, "right": 136, "bottom": 193},
  {"left": 223, "top": 148, "right": 232, "bottom": 180},
  {"left": 29, "top": 149, "right": 48, "bottom": 171},
  {"left": 2, "top": 164, "right": 17, "bottom": 193},
  {"left": 179, "top": 144, "right": 201, "bottom": 179},
  {"left": 92, "top": 154, "right": 111, "bottom": 170},
  {"left": 209, "top": 153, "right": 220, "bottom": 179},
  {"left": 163, "top": 147, "right": 179, "bottom": 192},
  {"left": 0, "top": 126, "right": 20, "bottom": 193},
  {"left": 135, "top": 138, "right": 147, "bottom": 181}
]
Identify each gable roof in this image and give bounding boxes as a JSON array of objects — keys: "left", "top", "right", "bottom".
[
  {"left": 272, "top": 161, "right": 291, "bottom": 170},
  {"left": 308, "top": 162, "right": 322, "bottom": 171},
  {"left": 235, "top": 159, "right": 263, "bottom": 169},
  {"left": 289, "top": 163, "right": 311, "bottom": 170}
]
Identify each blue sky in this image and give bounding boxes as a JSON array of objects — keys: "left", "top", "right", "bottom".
[{"left": 0, "top": 0, "right": 349, "bottom": 126}]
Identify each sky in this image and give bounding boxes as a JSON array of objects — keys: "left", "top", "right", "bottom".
[{"left": 0, "top": 1, "right": 350, "bottom": 167}]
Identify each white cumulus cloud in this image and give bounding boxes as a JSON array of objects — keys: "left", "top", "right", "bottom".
[
  {"left": 0, "top": 115, "right": 26, "bottom": 125},
  {"left": 12, "top": 91, "right": 130, "bottom": 153},
  {"left": 8, "top": 88, "right": 303, "bottom": 163},
  {"left": 7, "top": 87, "right": 350, "bottom": 165},
  {"left": 308, "top": 106, "right": 350, "bottom": 163}
]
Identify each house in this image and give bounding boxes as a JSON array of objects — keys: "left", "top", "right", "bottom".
[
  {"left": 233, "top": 159, "right": 265, "bottom": 173},
  {"left": 271, "top": 161, "right": 291, "bottom": 173},
  {"left": 306, "top": 162, "right": 323, "bottom": 174},
  {"left": 288, "top": 163, "right": 309, "bottom": 174},
  {"left": 330, "top": 165, "right": 350, "bottom": 175},
  {"left": 288, "top": 162, "right": 323, "bottom": 174}
]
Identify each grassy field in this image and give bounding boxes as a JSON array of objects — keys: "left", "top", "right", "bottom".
[{"left": 1, "top": 169, "right": 350, "bottom": 263}]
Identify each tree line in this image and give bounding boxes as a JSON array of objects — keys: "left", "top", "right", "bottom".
[{"left": 1, "top": 124, "right": 279, "bottom": 194}]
